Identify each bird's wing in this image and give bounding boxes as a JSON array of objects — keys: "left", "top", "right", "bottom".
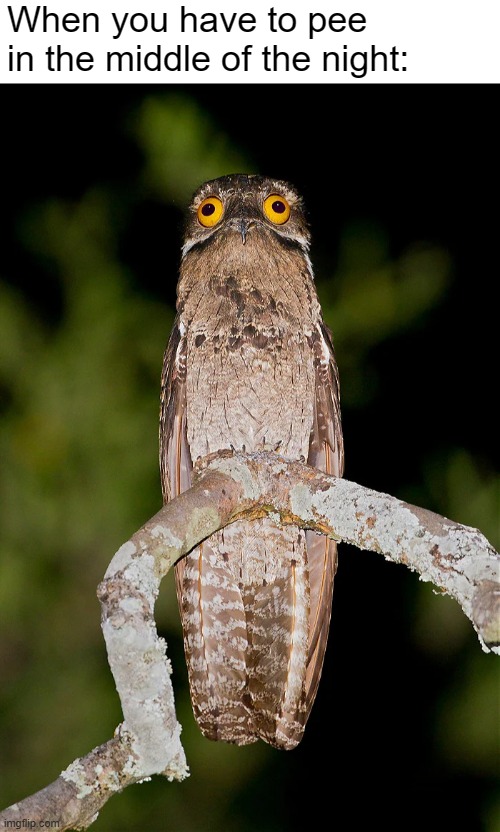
[
  {"left": 160, "top": 316, "right": 192, "bottom": 581},
  {"left": 305, "top": 320, "right": 344, "bottom": 716},
  {"left": 160, "top": 316, "right": 192, "bottom": 502}
]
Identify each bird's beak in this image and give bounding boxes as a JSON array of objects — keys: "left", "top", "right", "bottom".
[
  {"left": 239, "top": 218, "right": 251, "bottom": 244},
  {"left": 228, "top": 216, "right": 254, "bottom": 244}
]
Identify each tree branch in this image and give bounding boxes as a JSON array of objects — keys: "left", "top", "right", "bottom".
[{"left": 2, "top": 451, "right": 498, "bottom": 828}]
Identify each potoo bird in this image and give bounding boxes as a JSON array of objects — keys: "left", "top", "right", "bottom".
[{"left": 160, "top": 174, "right": 343, "bottom": 750}]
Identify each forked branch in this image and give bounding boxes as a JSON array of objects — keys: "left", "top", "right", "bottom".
[{"left": 1, "top": 451, "right": 498, "bottom": 830}]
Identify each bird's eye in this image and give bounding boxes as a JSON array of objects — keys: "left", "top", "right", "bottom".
[
  {"left": 197, "top": 196, "right": 224, "bottom": 227},
  {"left": 263, "top": 194, "right": 291, "bottom": 225}
]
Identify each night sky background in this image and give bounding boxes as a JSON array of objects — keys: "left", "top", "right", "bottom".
[{"left": 1, "top": 85, "right": 498, "bottom": 831}]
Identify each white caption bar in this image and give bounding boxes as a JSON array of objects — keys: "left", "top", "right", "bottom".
[{"left": 1, "top": 0, "right": 499, "bottom": 83}]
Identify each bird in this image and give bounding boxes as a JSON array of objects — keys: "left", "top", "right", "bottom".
[{"left": 160, "top": 174, "right": 343, "bottom": 750}]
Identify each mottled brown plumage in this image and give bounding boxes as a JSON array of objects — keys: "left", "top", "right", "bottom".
[{"left": 160, "top": 174, "right": 343, "bottom": 749}]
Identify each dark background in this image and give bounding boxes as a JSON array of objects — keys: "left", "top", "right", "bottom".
[{"left": 1, "top": 85, "right": 498, "bottom": 831}]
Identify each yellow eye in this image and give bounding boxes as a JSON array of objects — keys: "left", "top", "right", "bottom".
[
  {"left": 197, "top": 196, "right": 224, "bottom": 227},
  {"left": 263, "top": 194, "right": 291, "bottom": 225}
]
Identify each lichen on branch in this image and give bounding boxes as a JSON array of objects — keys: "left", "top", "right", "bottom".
[{"left": 1, "top": 450, "right": 498, "bottom": 830}]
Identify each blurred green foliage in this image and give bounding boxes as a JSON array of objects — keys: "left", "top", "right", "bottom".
[
  {"left": 135, "top": 94, "right": 254, "bottom": 203},
  {"left": 1, "top": 93, "right": 498, "bottom": 830},
  {"left": 319, "top": 222, "right": 452, "bottom": 408}
]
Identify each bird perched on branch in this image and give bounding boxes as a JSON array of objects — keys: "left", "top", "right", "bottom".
[{"left": 160, "top": 174, "right": 343, "bottom": 749}]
